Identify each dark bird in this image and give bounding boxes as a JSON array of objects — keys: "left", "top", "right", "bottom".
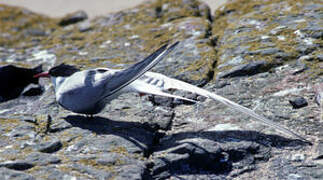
[{"left": 0, "top": 64, "right": 42, "bottom": 102}]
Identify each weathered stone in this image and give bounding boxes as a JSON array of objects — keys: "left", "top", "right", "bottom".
[
  {"left": 34, "top": 139, "right": 62, "bottom": 153},
  {"left": 248, "top": 48, "right": 281, "bottom": 56},
  {"left": 25, "top": 152, "right": 61, "bottom": 166},
  {"left": 24, "top": 28, "right": 47, "bottom": 37},
  {"left": 289, "top": 97, "right": 308, "bottom": 109},
  {"left": 63, "top": 115, "right": 155, "bottom": 155},
  {"left": 315, "top": 141, "right": 323, "bottom": 160},
  {"left": 29, "top": 166, "right": 78, "bottom": 180},
  {"left": 213, "top": 0, "right": 322, "bottom": 78},
  {"left": 0, "top": 160, "right": 34, "bottom": 170},
  {"left": 0, "top": 167, "right": 35, "bottom": 180},
  {"left": 140, "top": 106, "right": 174, "bottom": 130},
  {"left": 69, "top": 163, "right": 113, "bottom": 179},
  {"left": 152, "top": 153, "right": 190, "bottom": 179},
  {"left": 314, "top": 84, "right": 323, "bottom": 106},
  {"left": 59, "top": 10, "right": 88, "bottom": 26},
  {"left": 217, "top": 61, "right": 269, "bottom": 79},
  {"left": 78, "top": 21, "right": 92, "bottom": 32}
]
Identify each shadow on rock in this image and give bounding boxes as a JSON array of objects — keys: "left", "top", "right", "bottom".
[
  {"left": 63, "top": 115, "right": 309, "bottom": 178},
  {"left": 157, "top": 130, "right": 309, "bottom": 151},
  {"left": 150, "top": 130, "right": 309, "bottom": 178},
  {"left": 64, "top": 115, "right": 158, "bottom": 156}
]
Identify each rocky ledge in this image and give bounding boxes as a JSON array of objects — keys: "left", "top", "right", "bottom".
[{"left": 0, "top": 0, "right": 322, "bottom": 179}]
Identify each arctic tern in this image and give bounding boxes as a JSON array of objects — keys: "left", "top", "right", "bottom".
[{"left": 34, "top": 41, "right": 308, "bottom": 142}]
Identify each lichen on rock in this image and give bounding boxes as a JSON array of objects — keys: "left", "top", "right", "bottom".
[{"left": 212, "top": 0, "right": 322, "bottom": 79}]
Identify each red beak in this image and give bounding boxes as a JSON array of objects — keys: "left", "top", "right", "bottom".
[{"left": 33, "top": 72, "right": 50, "bottom": 78}]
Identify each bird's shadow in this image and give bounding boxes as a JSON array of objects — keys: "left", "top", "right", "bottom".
[
  {"left": 64, "top": 114, "right": 310, "bottom": 176},
  {"left": 64, "top": 115, "right": 309, "bottom": 148},
  {"left": 64, "top": 115, "right": 157, "bottom": 155}
]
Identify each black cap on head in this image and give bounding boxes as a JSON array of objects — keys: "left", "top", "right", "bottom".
[{"left": 49, "top": 63, "right": 80, "bottom": 77}]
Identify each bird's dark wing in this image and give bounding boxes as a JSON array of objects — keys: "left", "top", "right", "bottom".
[{"left": 101, "top": 41, "right": 180, "bottom": 98}]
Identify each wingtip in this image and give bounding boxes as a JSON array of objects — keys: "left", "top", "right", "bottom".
[
  {"left": 168, "top": 41, "right": 180, "bottom": 49},
  {"left": 296, "top": 136, "right": 312, "bottom": 145}
]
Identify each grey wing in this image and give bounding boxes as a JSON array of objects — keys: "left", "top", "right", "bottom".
[{"left": 100, "top": 41, "right": 180, "bottom": 99}]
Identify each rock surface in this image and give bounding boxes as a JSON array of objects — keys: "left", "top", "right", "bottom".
[{"left": 0, "top": 0, "right": 322, "bottom": 179}]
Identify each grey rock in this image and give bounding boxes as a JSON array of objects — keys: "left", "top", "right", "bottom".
[
  {"left": 25, "top": 152, "right": 61, "bottom": 166},
  {"left": 306, "top": 165, "right": 323, "bottom": 180},
  {"left": 290, "top": 154, "right": 305, "bottom": 162},
  {"left": 315, "top": 85, "right": 323, "bottom": 106},
  {"left": 66, "top": 153, "right": 148, "bottom": 179},
  {"left": 289, "top": 97, "right": 308, "bottom": 109},
  {"left": 317, "top": 54, "right": 323, "bottom": 62},
  {"left": 218, "top": 55, "right": 244, "bottom": 69},
  {"left": 152, "top": 132, "right": 273, "bottom": 178},
  {"left": 315, "top": 141, "right": 323, "bottom": 160},
  {"left": 114, "top": 164, "right": 148, "bottom": 180},
  {"left": 29, "top": 166, "right": 77, "bottom": 180},
  {"left": 35, "top": 139, "right": 62, "bottom": 153},
  {"left": 78, "top": 21, "right": 92, "bottom": 32},
  {"left": 65, "top": 135, "right": 146, "bottom": 155},
  {"left": 248, "top": 48, "right": 280, "bottom": 56},
  {"left": 213, "top": 0, "right": 321, "bottom": 78},
  {"left": 0, "top": 167, "right": 35, "bottom": 180},
  {"left": 298, "top": 55, "right": 315, "bottom": 62},
  {"left": 24, "top": 29, "right": 47, "bottom": 37},
  {"left": 59, "top": 10, "right": 88, "bottom": 26},
  {"left": 141, "top": 106, "right": 174, "bottom": 130},
  {"left": 296, "top": 44, "right": 316, "bottom": 55},
  {"left": 49, "top": 119, "right": 73, "bottom": 133},
  {"left": 5, "top": 124, "right": 36, "bottom": 139},
  {"left": 152, "top": 153, "right": 190, "bottom": 179},
  {"left": 217, "top": 61, "right": 269, "bottom": 79},
  {"left": 63, "top": 115, "right": 155, "bottom": 155},
  {"left": 69, "top": 163, "right": 113, "bottom": 179},
  {"left": 95, "top": 153, "right": 140, "bottom": 166},
  {"left": 0, "top": 160, "right": 34, "bottom": 171},
  {"left": 287, "top": 173, "right": 303, "bottom": 180},
  {"left": 0, "top": 85, "right": 58, "bottom": 119}
]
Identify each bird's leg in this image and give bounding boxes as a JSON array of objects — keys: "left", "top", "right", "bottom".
[
  {"left": 138, "top": 93, "right": 146, "bottom": 123},
  {"left": 139, "top": 93, "right": 146, "bottom": 109},
  {"left": 193, "top": 102, "right": 203, "bottom": 131},
  {"left": 193, "top": 103, "right": 199, "bottom": 131}
]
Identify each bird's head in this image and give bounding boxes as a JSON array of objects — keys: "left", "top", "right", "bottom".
[
  {"left": 33, "top": 63, "right": 80, "bottom": 78},
  {"left": 34, "top": 63, "right": 80, "bottom": 88}
]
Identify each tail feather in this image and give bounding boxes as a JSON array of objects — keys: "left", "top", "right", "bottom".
[{"left": 143, "top": 72, "right": 309, "bottom": 142}]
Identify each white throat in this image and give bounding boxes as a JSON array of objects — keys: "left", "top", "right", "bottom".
[{"left": 51, "top": 76, "right": 66, "bottom": 90}]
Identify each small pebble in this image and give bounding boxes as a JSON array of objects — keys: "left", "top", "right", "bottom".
[{"left": 289, "top": 97, "right": 308, "bottom": 109}]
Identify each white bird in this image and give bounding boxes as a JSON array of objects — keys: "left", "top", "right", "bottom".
[{"left": 34, "top": 41, "right": 308, "bottom": 142}]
